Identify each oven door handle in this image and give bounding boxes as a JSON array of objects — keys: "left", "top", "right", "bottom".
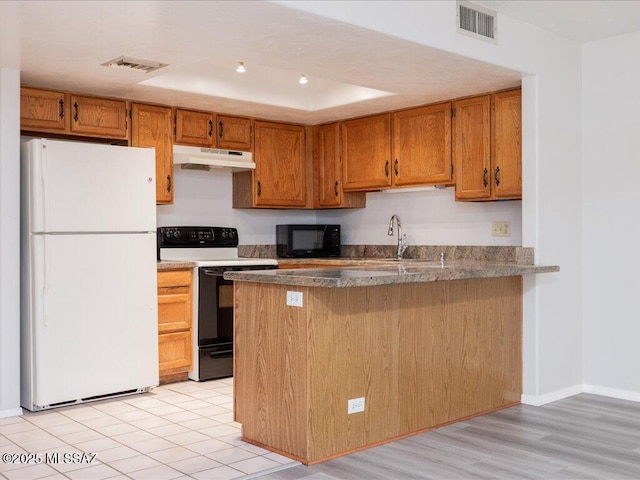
[{"left": 199, "top": 269, "right": 225, "bottom": 277}]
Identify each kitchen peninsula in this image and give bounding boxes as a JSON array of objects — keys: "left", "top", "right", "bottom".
[{"left": 225, "top": 259, "right": 559, "bottom": 465}]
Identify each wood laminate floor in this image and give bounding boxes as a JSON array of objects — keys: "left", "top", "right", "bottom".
[{"left": 260, "top": 394, "right": 640, "bottom": 480}]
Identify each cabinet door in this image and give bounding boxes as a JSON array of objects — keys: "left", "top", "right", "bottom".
[
  {"left": 175, "top": 109, "right": 214, "bottom": 147},
  {"left": 20, "top": 87, "right": 69, "bottom": 132},
  {"left": 392, "top": 102, "right": 452, "bottom": 187},
  {"left": 253, "top": 121, "right": 306, "bottom": 207},
  {"left": 131, "top": 103, "right": 174, "bottom": 204},
  {"left": 453, "top": 95, "right": 491, "bottom": 201},
  {"left": 316, "top": 123, "right": 342, "bottom": 207},
  {"left": 341, "top": 114, "right": 392, "bottom": 191},
  {"left": 492, "top": 89, "right": 522, "bottom": 200},
  {"left": 69, "top": 95, "right": 128, "bottom": 139},
  {"left": 158, "top": 331, "right": 192, "bottom": 375},
  {"left": 216, "top": 114, "right": 252, "bottom": 151}
]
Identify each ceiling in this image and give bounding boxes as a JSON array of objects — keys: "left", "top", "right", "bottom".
[
  {"left": 477, "top": 1, "right": 640, "bottom": 43},
  {"left": 1, "top": 1, "right": 638, "bottom": 125}
]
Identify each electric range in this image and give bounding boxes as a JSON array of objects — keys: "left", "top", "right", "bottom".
[{"left": 158, "top": 226, "right": 278, "bottom": 381}]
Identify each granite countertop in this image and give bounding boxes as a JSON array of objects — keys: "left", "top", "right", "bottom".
[
  {"left": 224, "top": 259, "right": 560, "bottom": 288},
  {"left": 157, "top": 261, "right": 196, "bottom": 271}
]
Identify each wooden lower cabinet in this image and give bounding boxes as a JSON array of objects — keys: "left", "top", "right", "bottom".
[
  {"left": 234, "top": 277, "right": 522, "bottom": 464},
  {"left": 157, "top": 269, "right": 193, "bottom": 383}
]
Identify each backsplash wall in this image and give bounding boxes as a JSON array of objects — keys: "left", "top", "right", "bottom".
[{"left": 157, "top": 169, "right": 522, "bottom": 246}]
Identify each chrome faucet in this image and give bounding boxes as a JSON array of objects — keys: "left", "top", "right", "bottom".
[{"left": 387, "top": 214, "right": 407, "bottom": 260}]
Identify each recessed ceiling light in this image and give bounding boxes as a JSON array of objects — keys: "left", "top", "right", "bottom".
[
  {"left": 236, "top": 62, "right": 246, "bottom": 73},
  {"left": 299, "top": 74, "right": 308, "bottom": 85}
]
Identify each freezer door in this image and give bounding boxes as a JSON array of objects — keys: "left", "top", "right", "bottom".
[
  {"left": 27, "top": 233, "right": 158, "bottom": 409},
  {"left": 24, "top": 139, "right": 156, "bottom": 233}
]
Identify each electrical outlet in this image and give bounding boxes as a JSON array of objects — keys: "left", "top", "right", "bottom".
[
  {"left": 492, "top": 221, "right": 511, "bottom": 237},
  {"left": 286, "top": 291, "right": 303, "bottom": 307},
  {"left": 347, "top": 397, "right": 365, "bottom": 414}
]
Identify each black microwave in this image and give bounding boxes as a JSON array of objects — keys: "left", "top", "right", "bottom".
[{"left": 276, "top": 224, "right": 341, "bottom": 258}]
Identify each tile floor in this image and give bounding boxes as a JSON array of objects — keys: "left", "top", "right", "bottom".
[{"left": 0, "top": 378, "right": 299, "bottom": 480}]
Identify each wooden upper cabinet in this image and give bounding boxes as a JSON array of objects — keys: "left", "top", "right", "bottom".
[
  {"left": 20, "top": 87, "right": 69, "bottom": 132},
  {"left": 175, "top": 109, "right": 214, "bottom": 147},
  {"left": 341, "top": 113, "right": 392, "bottom": 191},
  {"left": 453, "top": 89, "right": 522, "bottom": 202},
  {"left": 392, "top": 102, "right": 452, "bottom": 187},
  {"left": 175, "top": 109, "right": 253, "bottom": 152},
  {"left": 131, "top": 103, "right": 174, "bottom": 205},
  {"left": 491, "top": 89, "right": 522, "bottom": 200},
  {"left": 216, "top": 114, "right": 252, "bottom": 151},
  {"left": 253, "top": 121, "right": 306, "bottom": 207},
  {"left": 69, "top": 94, "right": 128, "bottom": 139},
  {"left": 453, "top": 95, "right": 491, "bottom": 201},
  {"left": 315, "top": 123, "right": 342, "bottom": 208}
]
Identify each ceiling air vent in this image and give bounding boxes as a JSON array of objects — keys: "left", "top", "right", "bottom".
[
  {"left": 457, "top": 1, "right": 497, "bottom": 44},
  {"left": 101, "top": 56, "right": 168, "bottom": 73}
]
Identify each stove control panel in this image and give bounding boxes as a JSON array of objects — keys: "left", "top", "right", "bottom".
[{"left": 158, "top": 226, "right": 238, "bottom": 248}]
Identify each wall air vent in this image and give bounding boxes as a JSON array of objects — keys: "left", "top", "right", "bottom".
[
  {"left": 101, "top": 56, "right": 168, "bottom": 73},
  {"left": 457, "top": 1, "right": 497, "bottom": 44}
]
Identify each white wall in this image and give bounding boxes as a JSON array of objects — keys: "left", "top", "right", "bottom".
[
  {"left": 156, "top": 169, "right": 317, "bottom": 244},
  {"left": 318, "top": 189, "right": 522, "bottom": 246},
  {"left": 0, "top": 68, "right": 22, "bottom": 418},
  {"left": 158, "top": 169, "right": 522, "bottom": 247},
  {"left": 281, "top": 0, "right": 583, "bottom": 404},
  {"left": 582, "top": 32, "right": 640, "bottom": 401}
]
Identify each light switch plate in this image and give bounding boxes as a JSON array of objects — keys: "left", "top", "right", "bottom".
[{"left": 286, "top": 291, "right": 303, "bottom": 307}]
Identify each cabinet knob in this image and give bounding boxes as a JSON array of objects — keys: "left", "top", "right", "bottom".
[
  {"left": 166, "top": 174, "right": 172, "bottom": 193},
  {"left": 385, "top": 160, "right": 390, "bottom": 178},
  {"left": 482, "top": 168, "right": 488, "bottom": 188},
  {"left": 208, "top": 119, "right": 213, "bottom": 138},
  {"left": 257, "top": 180, "right": 262, "bottom": 197},
  {"left": 59, "top": 99, "right": 64, "bottom": 119},
  {"left": 73, "top": 102, "right": 79, "bottom": 122},
  {"left": 334, "top": 181, "right": 339, "bottom": 197},
  {"left": 218, "top": 121, "right": 224, "bottom": 139},
  {"left": 495, "top": 166, "right": 501, "bottom": 187},
  {"left": 394, "top": 159, "right": 399, "bottom": 176}
]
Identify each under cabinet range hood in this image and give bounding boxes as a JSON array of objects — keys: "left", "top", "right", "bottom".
[{"left": 173, "top": 145, "right": 255, "bottom": 172}]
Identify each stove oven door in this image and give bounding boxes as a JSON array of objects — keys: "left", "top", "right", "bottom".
[{"left": 197, "top": 265, "right": 276, "bottom": 380}]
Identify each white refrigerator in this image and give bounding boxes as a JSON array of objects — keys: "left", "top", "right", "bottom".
[{"left": 20, "top": 138, "right": 159, "bottom": 411}]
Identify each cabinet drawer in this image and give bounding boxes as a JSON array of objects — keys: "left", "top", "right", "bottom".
[
  {"left": 158, "top": 292, "right": 192, "bottom": 333},
  {"left": 157, "top": 269, "right": 192, "bottom": 288},
  {"left": 159, "top": 331, "right": 192, "bottom": 374}
]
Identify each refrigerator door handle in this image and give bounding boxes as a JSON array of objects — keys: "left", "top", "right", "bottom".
[
  {"left": 33, "top": 235, "right": 48, "bottom": 327},
  {"left": 32, "top": 141, "right": 46, "bottom": 232}
]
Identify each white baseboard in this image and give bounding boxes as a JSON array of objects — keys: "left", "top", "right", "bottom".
[
  {"left": 582, "top": 384, "right": 640, "bottom": 403},
  {"left": 521, "top": 384, "right": 583, "bottom": 406},
  {"left": 522, "top": 384, "right": 640, "bottom": 406},
  {"left": 0, "top": 408, "right": 23, "bottom": 419}
]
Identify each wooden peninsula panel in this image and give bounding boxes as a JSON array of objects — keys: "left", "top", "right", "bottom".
[{"left": 234, "top": 276, "right": 523, "bottom": 464}]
